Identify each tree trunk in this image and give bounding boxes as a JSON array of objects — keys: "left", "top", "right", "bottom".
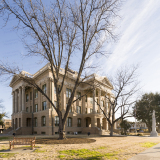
[
  {"left": 58, "top": 123, "right": 66, "bottom": 139},
  {"left": 58, "top": 112, "right": 66, "bottom": 140},
  {"left": 110, "top": 124, "right": 114, "bottom": 136}
]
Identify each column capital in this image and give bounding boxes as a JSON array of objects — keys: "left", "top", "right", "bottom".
[
  {"left": 47, "top": 77, "right": 52, "bottom": 81},
  {"left": 22, "top": 85, "right": 25, "bottom": 89}
]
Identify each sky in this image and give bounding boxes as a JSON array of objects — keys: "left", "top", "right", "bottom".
[{"left": 1, "top": 0, "right": 160, "bottom": 120}]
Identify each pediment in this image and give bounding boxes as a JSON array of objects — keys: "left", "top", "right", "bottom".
[
  {"left": 9, "top": 75, "right": 19, "bottom": 86},
  {"left": 102, "top": 77, "right": 113, "bottom": 88}
]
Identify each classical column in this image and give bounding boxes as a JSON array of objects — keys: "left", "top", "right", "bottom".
[
  {"left": 100, "top": 118, "right": 102, "bottom": 129},
  {"left": 93, "top": 89, "right": 96, "bottom": 113},
  {"left": 91, "top": 117, "right": 97, "bottom": 127},
  {"left": 38, "top": 83, "right": 41, "bottom": 111},
  {"left": 47, "top": 77, "right": 51, "bottom": 108},
  {"left": 62, "top": 85, "right": 66, "bottom": 111},
  {"left": 15, "top": 90, "right": 18, "bottom": 113},
  {"left": 104, "top": 92, "right": 108, "bottom": 115},
  {"left": 19, "top": 87, "right": 22, "bottom": 112},
  {"left": 106, "top": 121, "right": 108, "bottom": 130},
  {"left": 32, "top": 87, "right": 35, "bottom": 112},
  {"left": 22, "top": 86, "right": 25, "bottom": 111},
  {"left": 98, "top": 89, "right": 101, "bottom": 114},
  {"left": 12, "top": 91, "right": 15, "bottom": 113},
  {"left": 82, "top": 91, "right": 85, "bottom": 114}
]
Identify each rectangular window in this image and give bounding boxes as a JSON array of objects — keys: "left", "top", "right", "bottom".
[
  {"left": 26, "top": 107, "right": 28, "bottom": 112},
  {"left": 42, "top": 84, "right": 46, "bottom": 94},
  {"left": 55, "top": 116, "right": 59, "bottom": 126},
  {"left": 100, "top": 100, "right": 104, "bottom": 107},
  {"left": 85, "top": 95, "right": 87, "bottom": 102},
  {"left": 34, "top": 89, "right": 38, "bottom": 98},
  {"left": 34, "top": 118, "right": 37, "bottom": 127},
  {"left": 66, "top": 88, "right": 72, "bottom": 98},
  {"left": 30, "top": 92, "right": 32, "bottom": 100},
  {"left": 77, "top": 118, "right": 81, "bottom": 127},
  {"left": 77, "top": 92, "right": 81, "bottom": 100},
  {"left": 42, "top": 101, "right": 47, "bottom": 110},
  {"left": 35, "top": 104, "right": 38, "bottom": 112},
  {"left": 90, "top": 98, "right": 93, "bottom": 104},
  {"left": 77, "top": 106, "right": 81, "bottom": 114},
  {"left": 30, "top": 106, "right": 32, "bottom": 113},
  {"left": 85, "top": 108, "right": 87, "bottom": 114},
  {"left": 26, "top": 94, "right": 29, "bottom": 102},
  {"left": 90, "top": 108, "right": 93, "bottom": 113},
  {"left": 67, "top": 117, "right": 72, "bottom": 127},
  {"left": 42, "top": 116, "right": 46, "bottom": 126},
  {"left": 54, "top": 101, "right": 57, "bottom": 108}
]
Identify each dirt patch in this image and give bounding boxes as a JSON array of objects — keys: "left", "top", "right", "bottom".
[{"left": 36, "top": 138, "right": 96, "bottom": 144}]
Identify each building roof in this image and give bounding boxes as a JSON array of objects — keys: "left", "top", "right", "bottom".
[{"left": 10, "top": 63, "right": 113, "bottom": 90}]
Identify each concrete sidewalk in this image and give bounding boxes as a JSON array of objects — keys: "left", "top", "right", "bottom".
[{"left": 128, "top": 143, "right": 160, "bottom": 160}]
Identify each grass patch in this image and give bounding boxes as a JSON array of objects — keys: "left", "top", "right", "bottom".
[
  {"left": 34, "top": 149, "right": 46, "bottom": 153},
  {"left": 0, "top": 137, "right": 10, "bottom": 141},
  {"left": 0, "top": 145, "right": 8, "bottom": 151},
  {"left": 0, "top": 153, "right": 16, "bottom": 158},
  {"left": 59, "top": 149, "right": 118, "bottom": 159},
  {"left": 140, "top": 142, "right": 158, "bottom": 148},
  {"left": 98, "top": 146, "right": 108, "bottom": 149},
  {"left": 58, "top": 155, "right": 65, "bottom": 159}
]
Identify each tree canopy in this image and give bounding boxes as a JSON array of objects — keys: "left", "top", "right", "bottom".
[
  {"left": 0, "top": 0, "right": 121, "bottom": 139},
  {"left": 133, "top": 92, "right": 160, "bottom": 132},
  {"left": 0, "top": 100, "right": 7, "bottom": 127},
  {"left": 120, "top": 120, "right": 131, "bottom": 135}
]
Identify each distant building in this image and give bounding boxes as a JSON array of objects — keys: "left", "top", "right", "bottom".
[
  {"left": 115, "top": 120, "right": 148, "bottom": 132},
  {"left": 0, "top": 119, "right": 12, "bottom": 133},
  {"left": 10, "top": 64, "right": 115, "bottom": 135},
  {"left": 129, "top": 122, "right": 148, "bottom": 132}
]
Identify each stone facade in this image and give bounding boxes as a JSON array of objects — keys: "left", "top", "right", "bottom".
[{"left": 10, "top": 64, "right": 114, "bottom": 135}]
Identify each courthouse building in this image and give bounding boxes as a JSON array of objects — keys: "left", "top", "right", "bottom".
[{"left": 10, "top": 63, "right": 114, "bottom": 135}]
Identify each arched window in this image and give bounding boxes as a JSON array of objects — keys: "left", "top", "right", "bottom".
[
  {"left": 67, "top": 117, "right": 72, "bottom": 127},
  {"left": 41, "top": 116, "right": 46, "bottom": 126}
]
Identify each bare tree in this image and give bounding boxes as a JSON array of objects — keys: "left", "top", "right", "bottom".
[
  {"left": 0, "top": 0, "right": 121, "bottom": 139},
  {"left": 95, "top": 66, "right": 139, "bottom": 136}
]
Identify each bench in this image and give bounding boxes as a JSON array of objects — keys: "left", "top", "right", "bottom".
[{"left": 9, "top": 137, "right": 36, "bottom": 150}]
